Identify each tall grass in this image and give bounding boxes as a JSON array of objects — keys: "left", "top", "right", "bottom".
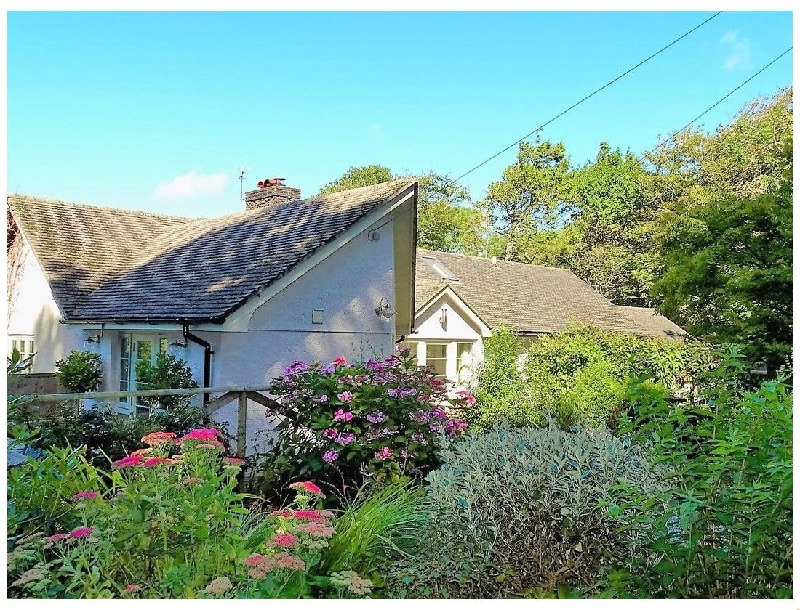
[{"left": 322, "top": 481, "right": 430, "bottom": 576}]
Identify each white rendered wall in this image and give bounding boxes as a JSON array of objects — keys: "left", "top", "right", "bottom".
[
  {"left": 209, "top": 223, "right": 397, "bottom": 456},
  {"left": 6, "top": 238, "right": 84, "bottom": 373}
]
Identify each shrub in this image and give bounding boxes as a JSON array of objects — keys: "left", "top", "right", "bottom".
[
  {"left": 613, "top": 354, "right": 793, "bottom": 598},
  {"left": 135, "top": 352, "right": 199, "bottom": 409},
  {"left": 471, "top": 324, "right": 711, "bottom": 430},
  {"left": 388, "top": 423, "right": 664, "bottom": 598},
  {"left": 8, "top": 434, "right": 374, "bottom": 599},
  {"left": 321, "top": 481, "right": 429, "bottom": 581},
  {"left": 56, "top": 351, "right": 103, "bottom": 393},
  {"left": 263, "top": 349, "right": 471, "bottom": 499}
]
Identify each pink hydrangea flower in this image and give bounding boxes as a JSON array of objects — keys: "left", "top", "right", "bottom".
[
  {"left": 72, "top": 491, "right": 100, "bottom": 501},
  {"left": 322, "top": 427, "right": 338, "bottom": 439},
  {"left": 268, "top": 532, "right": 298, "bottom": 548},
  {"left": 69, "top": 527, "right": 94, "bottom": 539},
  {"left": 336, "top": 391, "right": 354, "bottom": 403},
  {"left": 455, "top": 390, "right": 477, "bottom": 406},
  {"left": 374, "top": 446, "right": 393, "bottom": 460},
  {"left": 333, "top": 409, "right": 353, "bottom": 421},
  {"left": 289, "top": 481, "right": 324, "bottom": 496}
]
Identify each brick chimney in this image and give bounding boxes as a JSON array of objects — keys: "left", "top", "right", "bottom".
[{"left": 244, "top": 177, "right": 301, "bottom": 211}]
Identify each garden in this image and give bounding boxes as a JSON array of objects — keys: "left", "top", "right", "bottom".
[{"left": 6, "top": 330, "right": 793, "bottom": 599}]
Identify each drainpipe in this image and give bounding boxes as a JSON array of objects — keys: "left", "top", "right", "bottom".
[{"left": 183, "top": 324, "right": 213, "bottom": 406}]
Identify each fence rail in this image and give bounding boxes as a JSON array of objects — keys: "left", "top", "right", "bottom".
[{"left": 13, "top": 386, "right": 278, "bottom": 457}]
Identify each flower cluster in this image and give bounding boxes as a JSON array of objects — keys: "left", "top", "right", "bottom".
[
  {"left": 268, "top": 348, "right": 471, "bottom": 486},
  {"left": 330, "top": 570, "right": 373, "bottom": 596}
]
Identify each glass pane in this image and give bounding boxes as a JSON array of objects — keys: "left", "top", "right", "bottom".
[
  {"left": 159, "top": 338, "right": 169, "bottom": 354},
  {"left": 457, "top": 343, "right": 473, "bottom": 384},
  {"left": 12, "top": 340, "right": 19, "bottom": 353},
  {"left": 28, "top": 341, "right": 35, "bottom": 355},
  {"left": 121, "top": 336, "right": 131, "bottom": 356},
  {"left": 136, "top": 341, "right": 152, "bottom": 362},
  {"left": 426, "top": 358, "right": 447, "bottom": 379},
  {"left": 426, "top": 343, "right": 447, "bottom": 359}
]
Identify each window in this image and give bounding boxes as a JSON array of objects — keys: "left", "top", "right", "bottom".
[
  {"left": 119, "top": 334, "right": 169, "bottom": 408},
  {"left": 8, "top": 335, "right": 35, "bottom": 372},
  {"left": 425, "top": 343, "right": 448, "bottom": 380},
  {"left": 456, "top": 342, "right": 474, "bottom": 384}
]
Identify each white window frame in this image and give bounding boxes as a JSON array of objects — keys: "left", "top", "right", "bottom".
[
  {"left": 403, "top": 339, "right": 475, "bottom": 386},
  {"left": 8, "top": 335, "right": 35, "bottom": 372}
]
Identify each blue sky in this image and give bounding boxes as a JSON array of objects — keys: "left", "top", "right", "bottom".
[{"left": 6, "top": 10, "right": 794, "bottom": 217}]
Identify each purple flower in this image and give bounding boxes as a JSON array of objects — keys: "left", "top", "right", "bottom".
[
  {"left": 429, "top": 407, "right": 448, "bottom": 420},
  {"left": 337, "top": 391, "right": 354, "bottom": 402},
  {"left": 336, "top": 432, "right": 356, "bottom": 445},
  {"left": 323, "top": 450, "right": 339, "bottom": 463},
  {"left": 387, "top": 388, "right": 401, "bottom": 398},
  {"left": 411, "top": 432, "right": 425, "bottom": 443},
  {"left": 400, "top": 388, "right": 418, "bottom": 398},
  {"left": 410, "top": 410, "right": 430, "bottom": 423},
  {"left": 284, "top": 361, "right": 308, "bottom": 376},
  {"left": 314, "top": 394, "right": 329, "bottom": 403},
  {"left": 322, "top": 428, "right": 338, "bottom": 439},
  {"left": 366, "top": 411, "right": 386, "bottom": 424},
  {"left": 320, "top": 363, "right": 335, "bottom": 375}
]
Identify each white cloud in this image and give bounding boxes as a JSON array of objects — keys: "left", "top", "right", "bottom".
[
  {"left": 719, "top": 30, "right": 753, "bottom": 71},
  {"left": 154, "top": 170, "right": 228, "bottom": 199}
]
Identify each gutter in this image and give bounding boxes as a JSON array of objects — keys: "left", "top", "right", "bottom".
[{"left": 183, "top": 324, "right": 214, "bottom": 406}]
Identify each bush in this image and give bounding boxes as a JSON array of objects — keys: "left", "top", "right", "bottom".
[
  {"left": 135, "top": 352, "right": 199, "bottom": 409},
  {"left": 8, "top": 432, "right": 374, "bottom": 599},
  {"left": 388, "top": 423, "right": 664, "bottom": 598},
  {"left": 262, "top": 349, "right": 471, "bottom": 500},
  {"left": 56, "top": 351, "right": 103, "bottom": 393},
  {"left": 471, "top": 324, "right": 711, "bottom": 430},
  {"left": 613, "top": 352, "right": 793, "bottom": 598}
]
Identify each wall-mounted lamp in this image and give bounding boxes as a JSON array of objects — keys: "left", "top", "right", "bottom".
[
  {"left": 85, "top": 334, "right": 101, "bottom": 343},
  {"left": 170, "top": 339, "right": 188, "bottom": 348},
  {"left": 439, "top": 306, "right": 448, "bottom": 330},
  {"left": 374, "top": 298, "right": 396, "bottom": 319}
]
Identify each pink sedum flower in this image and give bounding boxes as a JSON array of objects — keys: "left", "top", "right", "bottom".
[
  {"left": 268, "top": 532, "right": 298, "bottom": 548},
  {"left": 72, "top": 491, "right": 100, "bottom": 501},
  {"left": 178, "top": 428, "right": 219, "bottom": 442},
  {"left": 273, "top": 552, "right": 306, "bottom": 571},
  {"left": 140, "top": 431, "right": 176, "bottom": 446},
  {"left": 143, "top": 457, "right": 173, "bottom": 467},
  {"left": 45, "top": 533, "right": 69, "bottom": 542},
  {"left": 223, "top": 456, "right": 246, "bottom": 466},
  {"left": 124, "top": 584, "right": 141, "bottom": 594},
  {"left": 69, "top": 527, "right": 94, "bottom": 539},
  {"left": 112, "top": 454, "right": 144, "bottom": 469},
  {"left": 289, "top": 481, "right": 324, "bottom": 496}
]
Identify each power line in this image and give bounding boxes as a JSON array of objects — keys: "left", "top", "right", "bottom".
[
  {"left": 453, "top": 11, "right": 723, "bottom": 183},
  {"left": 679, "top": 46, "right": 793, "bottom": 132}
]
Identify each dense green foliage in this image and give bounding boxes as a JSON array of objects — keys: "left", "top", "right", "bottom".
[
  {"left": 472, "top": 324, "right": 710, "bottom": 430},
  {"left": 135, "top": 351, "right": 199, "bottom": 409},
  {"left": 387, "top": 423, "right": 664, "bottom": 598},
  {"left": 611, "top": 350, "right": 793, "bottom": 598},
  {"left": 652, "top": 166, "right": 792, "bottom": 372},
  {"left": 315, "top": 164, "right": 394, "bottom": 196},
  {"left": 56, "top": 350, "right": 103, "bottom": 393}
]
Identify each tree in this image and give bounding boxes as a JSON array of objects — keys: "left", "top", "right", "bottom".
[
  {"left": 416, "top": 173, "right": 488, "bottom": 255},
  {"left": 484, "top": 138, "right": 573, "bottom": 261},
  {"left": 652, "top": 150, "right": 792, "bottom": 372},
  {"left": 316, "top": 165, "right": 489, "bottom": 255},
  {"left": 315, "top": 165, "right": 394, "bottom": 197}
]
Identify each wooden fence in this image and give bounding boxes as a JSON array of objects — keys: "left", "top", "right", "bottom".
[{"left": 14, "top": 386, "right": 278, "bottom": 457}]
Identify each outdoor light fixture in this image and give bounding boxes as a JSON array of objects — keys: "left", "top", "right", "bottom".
[
  {"left": 85, "top": 334, "right": 101, "bottom": 343},
  {"left": 439, "top": 307, "right": 448, "bottom": 329},
  {"left": 374, "top": 298, "right": 396, "bottom": 319},
  {"left": 171, "top": 339, "right": 188, "bottom": 348}
]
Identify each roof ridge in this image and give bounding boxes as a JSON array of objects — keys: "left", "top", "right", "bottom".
[
  {"left": 417, "top": 248, "right": 576, "bottom": 274},
  {"left": 7, "top": 193, "right": 192, "bottom": 222}
]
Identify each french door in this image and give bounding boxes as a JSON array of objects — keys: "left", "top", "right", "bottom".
[{"left": 119, "top": 335, "right": 168, "bottom": 410}]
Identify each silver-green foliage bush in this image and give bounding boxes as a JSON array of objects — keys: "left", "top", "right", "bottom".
[{"left": 391, "top": 423, "right": 664, "bottom": 598}]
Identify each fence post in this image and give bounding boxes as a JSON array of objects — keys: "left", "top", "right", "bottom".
[{"left": 237, "top": 391, "right": 247, "bottom": 457}]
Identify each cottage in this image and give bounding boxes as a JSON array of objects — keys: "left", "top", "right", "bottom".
[
  {"left": 406, "top": 249, "right": 686, "bottom": 387},
  {"left": 7, "top": 179, "right": 417, "bottom": 453}
]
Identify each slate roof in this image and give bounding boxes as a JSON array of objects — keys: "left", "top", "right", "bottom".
[
  {"left": 415, "top": 249, "right": 685, "bottom": 340},
  {"left": 8, "top": 179, "right": 415, "bottom": 322}
]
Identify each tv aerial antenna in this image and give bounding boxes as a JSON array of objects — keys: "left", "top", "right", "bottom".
[{"left": 237, "top": 166, "right": 248, "bottom": 201}]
